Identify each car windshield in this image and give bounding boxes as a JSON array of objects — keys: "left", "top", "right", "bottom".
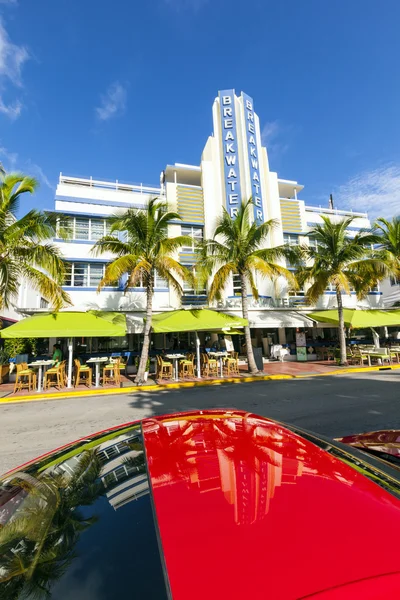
[{"left": 0, "top": 423, "right": 169, "bottom": 599}]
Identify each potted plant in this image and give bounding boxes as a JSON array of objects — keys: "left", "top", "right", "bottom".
[
  {"left": 0, "top": 348, "right": 10, "bottom": 383},
  {"left": 134, "top": 356, "right": 151, "bottom": 381}
]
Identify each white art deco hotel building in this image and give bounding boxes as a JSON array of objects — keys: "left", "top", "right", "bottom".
[{"left": 50, "top": 89, "right": 381, "bottom": 351}]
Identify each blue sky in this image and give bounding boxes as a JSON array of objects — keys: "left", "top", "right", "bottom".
[{"left": 0, "top": 0, "right": 400, "bottom": 220}]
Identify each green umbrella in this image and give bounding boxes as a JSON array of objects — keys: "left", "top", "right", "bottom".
[
  {"left": 151, "top": 309, "right": 248, "bottom": 378},
  {"left": 151, "top": 309, "right": 247, "bottom": 333},
  {"left": 1, "top": 311, "right": 127, "bottom": 388},
  {"left": 307, "top": 309, "right": 400, "bottom": 328},
  {"left": 0, "top": 311, "right": 126, "bottom": 338}
]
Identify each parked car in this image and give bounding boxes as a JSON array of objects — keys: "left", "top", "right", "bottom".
[{"left": 2, "top": 410, "right": 400, "bottom": 598}]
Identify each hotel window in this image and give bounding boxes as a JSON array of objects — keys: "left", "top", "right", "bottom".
[
  {"left": 64, "top": 262, "right": 114, "bottom": 287},
  {"left": 75, "top": 218, "right": 90, "bottom": 240},
  {"left": 391, "top": 276, "right": 400, "bottom": 286},
  {"left": 183, "top": 267, "right": 206, "bottom": 296},
  {"left": 283, "top": 234, "right": 299, "bottom": 246},
  {"left": 39, "top": 297, "right": 49, "bottom": 309},
  {"left": 289, "top": 288, "right": 305, "bottom": 297},
  {"left": 72, "top": 217, "right": 111, "bottom": 241},
  {"left": 232, "top": 273, "right": 242, "bottom": 296},
  {"left": 308, "top": 236, "right": 319, "bottom": 250},
  {"left": 325, "top": 282, "right": 355, "bottom": 293},
  {"left": 181, "top": 226, "right": 203, "bottom": 252},
  {"left": 154, "top": 271, "right": 168, "bottom": 289},
  {"left": 369, "top": 284, "right": 380, "bottom": 292}
]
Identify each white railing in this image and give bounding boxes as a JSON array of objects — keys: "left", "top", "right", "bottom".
[
  {"left": 305, "top": 205, "right": 367, "bottom": 218},
  {"left": 59, "top": 174, "right": 161, "bottom": 195}
]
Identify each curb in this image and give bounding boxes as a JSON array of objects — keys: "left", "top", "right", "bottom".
[{"left": 1, "top": 363, "right": 399, "bottom": 405}]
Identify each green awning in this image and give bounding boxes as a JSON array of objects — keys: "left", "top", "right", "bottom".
[
  {"left": 0, "top": 311, "right": 127, "bottom": 338},
  {"left": 151, "top": 309, "right": 248, "bottom": 334},
  {"left": 307, "top": 309, "right": 400, "bottom": 328}
]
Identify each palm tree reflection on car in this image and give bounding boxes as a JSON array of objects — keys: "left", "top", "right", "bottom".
[{"left": 0, "top": 450, "right": 103, "bottom": 599}]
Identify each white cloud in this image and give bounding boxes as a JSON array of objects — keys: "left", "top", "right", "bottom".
[
  {"left": 261, "top": 120, "right": 290, "bottom": 161},
  {"left": 335, "top": 164, "right": 400, "bottom": 220},
  {"left": 163, "top": 0, "right": 209, "bottom": 11},
  {"left": 95, "top": 81, "right": 127, "bottom": 121},
  {"left": 0, "top": 18, "right": 28, "bottom": 86},
  {"left": 0, "top": 96, "right": 21, "bottom": 119},
  {"left": 0, "top": 18, "right": 29, "bottom": 120},
  {"left": 0, "top": 145, "right": 53, "bottom": 190}
]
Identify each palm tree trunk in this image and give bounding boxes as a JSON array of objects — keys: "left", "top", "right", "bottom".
[
  {"left": 240, "top": 273, "right": 259, "bottom": 374},
  {"left": 336, "top": 286, "right": 347, "bottom": 366},
  {"left": 136, "top": 276, "right": 154, "bottom": 384}
]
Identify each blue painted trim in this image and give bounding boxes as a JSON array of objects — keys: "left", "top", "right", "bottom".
[
  {"left": 367, "top": 291, "right": 382, "bottom": 295},
  {"left": 55, "top": 238, "right": 96, "bottom": 245},
  {"left": 324, "top": 291, "right": 356, "bottom": 295},
  {"left": 62, "top": 286, "right": 118, "bottom": 292},
  {"left": 55, "top": 196, "right": 146, "bottom": 209},
  {"left": 63, "top": 257, "right": 110, "bottom": 263},
  {"left": 227, "top": 295, "right": 271, "bottom": 299},
  {"left": 123, "top": 287, "right": 169, "bottom": 292}
]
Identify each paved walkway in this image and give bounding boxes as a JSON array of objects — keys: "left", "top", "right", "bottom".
[{"left": 2, "top": 359, "right": 396, "bottom": 401}]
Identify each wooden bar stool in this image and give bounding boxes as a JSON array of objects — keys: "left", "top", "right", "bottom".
[
  {"left": 201, "top": 354, "right": 218, "bottom": 377},
  {"left": 102, "top": 360, "right": 120, "bottom": 386},
  {"left": 44, "top": 361, "right": 65, "bottom": 390},
  {"left": 156, "top": 356, "right": 173, "bottom": 380},
  {"left": 74, "top": 359, "right": 92, "bottom": 387},
  {"left": 14, "top": 363, "right": 37, "bottom": 393}
]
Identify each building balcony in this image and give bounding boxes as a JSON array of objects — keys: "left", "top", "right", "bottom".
[{"left": 182, "top": 293, "right": 208, "bottom": 307}]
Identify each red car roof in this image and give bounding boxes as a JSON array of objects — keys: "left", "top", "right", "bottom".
[{"left": 143, "top": 410, "right": 400, "bottom": 599}]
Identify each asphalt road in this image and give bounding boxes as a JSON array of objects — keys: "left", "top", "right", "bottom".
[{"left": 1, "top": 370, "right": 400, "bottom": 475}]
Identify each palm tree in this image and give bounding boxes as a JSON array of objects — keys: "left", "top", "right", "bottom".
[
  {"left": 92, "top": 197, "right": 194, "bottom": 384},
  {"left": 0, "top": 165, "right": 70, "bottom": 311},
  {"left": 372, "top": 217, "right": 400, "bottom": 280},
  {"left": 296, "top": 215, "right": 380, "bottom": 366},
  {"left": 197, "top": 199, "right": 296, "bottom": 374}
]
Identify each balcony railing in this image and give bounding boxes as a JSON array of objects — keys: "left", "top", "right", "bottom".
[
  {"left": 182, "top": 294, "right": 208, "bottom": 307},
  {"left": 59, "top": 174, "right": 161, "bottom": 195}
]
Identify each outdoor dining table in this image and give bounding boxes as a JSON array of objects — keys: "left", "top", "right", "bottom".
[
  {"left": 360, "top": 349, "right": 392, "bottom": 367},
  {"left": 86, "top": 357, "right": 109, "bottom": 387},
  {"left": 208, "top": 351, "right": 229, "bottom": 378},
  {"left": 165, "top": 354, "right": 186, "bottom": 381},
  {"left": 28, "top": 359, "right": 53, "bottom": 393}
]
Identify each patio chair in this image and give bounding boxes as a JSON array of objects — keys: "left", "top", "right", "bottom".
[
  {"left": 44, "top": 361, "right": 66, "bottom": 390},
  {"left": 155, "top": 356, "right": 172, "bottom": 380},
  {"left": 201, "top": 353, "right": 218, "bottom": 377},
  {"left": 224, "top": 352, "right": 239, "bottom": 376},
  {"left": 179, "top": 354, "right": 195, "bottom": 379},
  {"left": 102, "top": 359, "right": 121, "bottom": 386},
  {"left": 74, "top": 359, "right": 92, "bottom": 387},
  {"left": 390, "top": 349, "right": 400, "bottom": 364},
  {"left": 352, "top": 346, "right": 369, "bottom": 366},
  {"left": 14, "top": 362, "right": 37, "bottom": 393}
]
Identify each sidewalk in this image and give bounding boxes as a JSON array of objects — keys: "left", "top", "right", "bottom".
[{"left": 1, "top": 359, "right": 399, "bottom": 404}]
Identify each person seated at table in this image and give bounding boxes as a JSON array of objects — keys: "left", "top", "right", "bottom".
[
  {"left": 211, "top": 339, "right": 220, "bottom": 352},
  {"left": 51, "top": 343, "right": 62, "bottom": 367}
]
